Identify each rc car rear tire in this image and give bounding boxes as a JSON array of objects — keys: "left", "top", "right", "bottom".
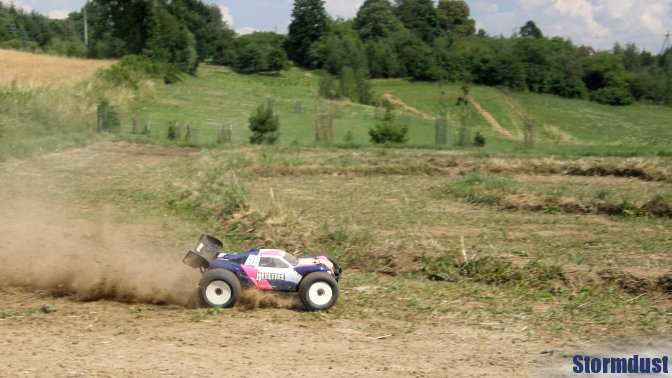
[
  {"left": 198, "top": 269, "right": 241, "bottom": 308},
  {"left": 299, "top": 272, "right": 339, "bottom": 311}
]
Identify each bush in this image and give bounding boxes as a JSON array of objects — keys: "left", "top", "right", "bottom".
[
  {"left": 589, "top": 86, "right": 635, "bottom": 106},
  {"left": 230, "top": 32, "right": 290, "bottom": 74},
  {"left": 369, "top": 104, "right": 408, "bottom": 144},
  {"left": 473, "top": 132, "right": 486, "bottom": 147},
  {"left": 97, "top": 55, "right": 182, "bottom": 89},
  {"left": 249, "top": 102, "right": 279, "bottom": 145}
]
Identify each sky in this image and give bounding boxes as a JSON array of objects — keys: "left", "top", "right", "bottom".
[{"left": 9, "top": 0, "right": 672, "bottom": 54}]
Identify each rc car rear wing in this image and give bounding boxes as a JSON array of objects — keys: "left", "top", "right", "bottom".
[{"left": 183, "top": 234, "right": 224, "bottom": 270}]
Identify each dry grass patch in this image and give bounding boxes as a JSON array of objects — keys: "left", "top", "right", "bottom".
[{"left": 0, "top": 49, "right": 113, "bottom": 87}]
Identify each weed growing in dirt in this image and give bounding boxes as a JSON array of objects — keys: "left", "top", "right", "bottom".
[
  {"left": 169, "top": 169, "right": 250, "bottom": 223},
  {"left": 419, "top": 250, "right": 564, "bottom": 289},
  {"left": 0, "top": 310, "right": 18, "bottom": 319},
  {"left": 189, "top": 307, "right": 224, "bottom": 322},
  {"left": 436, "top": 173, "right": 516, "bottom": 206}
]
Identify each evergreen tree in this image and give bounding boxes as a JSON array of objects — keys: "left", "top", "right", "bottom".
[
  {"left": 353, "top": 0, "right": 403, "bottom": 41},
  {"left": 369, "top": 102, "right": 408, "bottom": 144},
  {"left": 249, "top": 102, "right": 280, "bottom": 144},
  {"left": 286, "top": 0, "right": 328, "bottom": 67},
  {"left": 437, "top": 0, "right": 475, "bottom": 37}
]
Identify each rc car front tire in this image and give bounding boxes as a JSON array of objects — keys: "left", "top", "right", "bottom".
[
  {"left": 198, "top": 269, "right": 241, "bottom": 308},
  {"left": 299, "top": 272, "right": 339, "bottom": 311}
]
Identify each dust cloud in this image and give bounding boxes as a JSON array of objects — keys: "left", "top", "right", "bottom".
[{"left": 0, "top": 199, "right": 200, "bottom": 306}]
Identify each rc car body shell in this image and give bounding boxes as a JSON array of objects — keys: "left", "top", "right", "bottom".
[
  {"left": 183, "top": 235, "right": 342, "bottom": 310},
  {"left": 208, "top": 248, "right": 340, "bottom": 291}
]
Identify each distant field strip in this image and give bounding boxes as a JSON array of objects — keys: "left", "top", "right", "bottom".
[{"left": 0, "top": 49, "right": 113, "bottom": 86}]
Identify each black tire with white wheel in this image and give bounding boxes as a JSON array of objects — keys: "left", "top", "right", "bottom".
[
  {"left": 198, "top": 269, "right": 241, "bottom": 308},
  {"left": 299, "top": 272, "right": 339, "bottom": 311}
]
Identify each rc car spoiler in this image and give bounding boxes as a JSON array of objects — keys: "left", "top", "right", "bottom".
[{"left": 183, "top": 234, "right": 224, "bottom": 270}]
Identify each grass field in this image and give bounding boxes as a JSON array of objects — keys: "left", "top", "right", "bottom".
[
  {"left": 55, "top": 143, "right": 670, "bottom": 338},
  {"left": 118, "top": 65, "right": 672, "bottom": 156}
]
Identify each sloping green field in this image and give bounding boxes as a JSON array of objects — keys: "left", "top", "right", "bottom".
[{"left": 125, "top": 65, "right": 672, "bottom": 155}]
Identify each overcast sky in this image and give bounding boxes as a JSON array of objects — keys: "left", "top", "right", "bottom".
[{"left": 11, "top": 0, "right": 672, "bottom": 54}]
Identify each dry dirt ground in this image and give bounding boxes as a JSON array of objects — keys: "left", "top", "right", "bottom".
[{"left": 0, "top": 142, "right": 637, "bottom": 377}]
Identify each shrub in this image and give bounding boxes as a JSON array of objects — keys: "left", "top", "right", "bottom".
[
  {"left": 437, "top": 173, "right": 515, "bottom": 206},
  {"left": 369, "top": 103, "right": 408, "bottom": 144},
  {"left": 589, "top": 86, "right": 634, "bottom": 106},
  {"left": 167, "top": 121, "right": 180, "bottom": 140},
  {"left": 249, "top": 102, "right": 279, "bottom": 145},
  {"left": 97, "top": 55, "right": 182, "bottom": 89},
  {"left": 473, "top": 132, "right": 486, "bottom": 147}
]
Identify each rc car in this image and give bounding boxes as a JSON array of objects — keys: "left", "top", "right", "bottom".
[{"left": 183, "top": 235, "right": 342, "bottom": 311}]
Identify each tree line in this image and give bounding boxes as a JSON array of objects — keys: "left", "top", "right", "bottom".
[{"left": 1, "top": 0, "right": 670, "bottom": 106}]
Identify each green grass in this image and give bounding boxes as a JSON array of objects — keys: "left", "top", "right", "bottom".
[
  {"left": 125, "top": 66, "right": 406, "bottom": 146},
  {"left": 374, "top": 80, "right": 672, "bottom": 150},
  {"left": 119, "top": 66, "right": 672, "bottom": 156}
]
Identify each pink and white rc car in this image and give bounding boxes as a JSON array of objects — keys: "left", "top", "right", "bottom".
[{"left": 183, "top": 235, "right": 342, "bottom": 311}]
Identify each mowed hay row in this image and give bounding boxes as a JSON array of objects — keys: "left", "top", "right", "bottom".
[
  {"left": 0, "top": 49, "right": 113, "bottom": 87},
  {"left": 462, "top": 157, "right": 672, "bottom": 182}
]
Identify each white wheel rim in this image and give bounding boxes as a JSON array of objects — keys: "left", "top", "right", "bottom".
[
  {"left": 205, "top": 280, "right": 232, "bottom": 306},
  {"left": 308, "top": 282, "right": 333, "bottom": 306}
]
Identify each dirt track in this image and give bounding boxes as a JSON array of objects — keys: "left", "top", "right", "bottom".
[{"left": 0, "top": 142, "right": 588, "bottom": 377}]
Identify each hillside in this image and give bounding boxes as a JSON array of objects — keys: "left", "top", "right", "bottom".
[{"left": 126, "top": 65, "right": 672, "bottom": 154}]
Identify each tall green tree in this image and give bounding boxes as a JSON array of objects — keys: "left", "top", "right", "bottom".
[
  {"left": 583, "top": 52, "right": 634, "bottom": 105},
  {"left": 394, "top": 0, "right": 440, "bottom": 43},
  {"left": 309, "top": 21, "right": 368, "bottom": 75},
  {"left": 436, "top": 0, "right": 475, "bottom": 37},
  {"left": 168, "top": 0, "right": 227, "bottom": 61},
  {"left": 519, "top": 20, "right": 543, "bottom": 39},
  {"left": 393, "top": 29, "right": 442, "bottom": 80},
  {"left": 366, "top": 38, "right": 405, "bottom": 78},
  {"left": 286, "top": 0, "right": 329, "bottom": 67},
  {"left": 231, "top": 32, "right": 289, "bottom": 73},
  {"left": 352, "top": 0, "right": 403, "bottom": 41}
]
